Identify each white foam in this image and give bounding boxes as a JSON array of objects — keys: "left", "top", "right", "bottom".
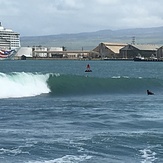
[
  {"left": 140, "top": 148, "right": 157, "bottom": 163},
  {"left": 112, "top": 76, "right": 121, "bottom": 79},
  {"left": 111, "top": 76, "right": 129, "bottom": 79},
  {"left": 0, "top": 72, "right": 50, "bottom": 98},
  {"left": 0, "top": 147, "right": 29, "bottom": 155},
  {"left": 27, "top": 154, "right": 92, "bottom": 163}
]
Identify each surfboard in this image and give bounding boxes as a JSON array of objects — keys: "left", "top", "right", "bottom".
[
  {"left": 85, "top": 70, "right": 92, "bottom": 72},
  {"left": 147, "top": 90, "right": 154, "bottom": 95}
]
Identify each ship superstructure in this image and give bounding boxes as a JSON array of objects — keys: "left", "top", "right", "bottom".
[{"left": 0, "top": 22, "right": 20, "bottom": 50}]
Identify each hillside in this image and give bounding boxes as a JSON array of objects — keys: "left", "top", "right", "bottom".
[{"left": 20, "top": 26, "right": 163, "bottom": 50}]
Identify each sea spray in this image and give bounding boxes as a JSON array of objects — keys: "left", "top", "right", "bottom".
[{"left": 0, "top": 72, "right": 50, "bottom": 98}]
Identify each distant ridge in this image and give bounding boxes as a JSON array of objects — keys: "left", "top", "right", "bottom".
[{"left": 21, "top": 26, "right": 163, "bottom": 50}]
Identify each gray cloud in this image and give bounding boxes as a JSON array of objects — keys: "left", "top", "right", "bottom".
[{"left": 1, "top": 0, "right": 163, "bottom": 36}]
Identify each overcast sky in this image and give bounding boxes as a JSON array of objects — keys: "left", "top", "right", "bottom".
[{"left": 1, "top": 0, "right": 163, "bottom": 36}]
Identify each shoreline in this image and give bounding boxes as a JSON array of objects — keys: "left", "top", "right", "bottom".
[
  {"left": 14, "top": 56, "right": 163, "bottom": 62},
  {"left": 15, "top": 57, "right": 134, "bottom": 61}
]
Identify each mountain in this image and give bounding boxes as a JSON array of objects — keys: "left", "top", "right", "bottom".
[{"left": 20, "top": 26, "right": 163, "bottom": 50}]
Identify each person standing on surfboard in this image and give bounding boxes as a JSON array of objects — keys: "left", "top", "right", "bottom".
[
  {"left": 87, "top": 64, "right": 90, "bottom": 70},
  {"left": 85, "top": 64, "right": 92, "bottom": 72}
]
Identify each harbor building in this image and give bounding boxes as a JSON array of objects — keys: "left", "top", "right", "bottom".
[
  {"left": 92, "top": 42, "right": 127, "bottom": 59},
  {"left": 157, "top": 46, "right": 163, "bottom": 58},
  {"left": 33, "top": 46, "right": 48, "bottom": 58},
  {"left": 15, "top": 46, "right": 64, "bottom": 59},
  {"left": 91, "top": 42, "right": 162, "bottom": 60},
  {"left": 15, "top": 47, "right": 33, "bottom": 58},
  {"left": 120, "top": 44, "right": 159, "bottom": 59},
  {"left": 48, "top": 47, "right": 63, "bottom": 58},
  {"left": 0, "top": 22, "right": 20, "bottom": 49}
]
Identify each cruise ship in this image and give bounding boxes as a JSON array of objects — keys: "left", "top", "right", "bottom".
[{"left": 0, "top": 22, "right": 20, "bottom": 50}]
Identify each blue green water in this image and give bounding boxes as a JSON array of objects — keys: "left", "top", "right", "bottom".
[{"left": 0, "top": 60, "right": 163, "bottom": 163}]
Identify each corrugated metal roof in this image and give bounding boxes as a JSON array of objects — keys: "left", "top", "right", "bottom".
[
  {"left": 105, "top": 43, "right": 127, "bottom": 54},
  {"left": 133, "top": 44, "right": 159, "bottom": 50},
  {"left": 100, "top": 42, "right": 127, "bottom": 53},
  {"left": 93, "top": 42, "right": 127, "bottom": 53},
  {"left": 105, "top": 45, "right": 125, "bottom": 53},
  {"left": 102, "top": 42, "right": 127, "bottom": 46}
]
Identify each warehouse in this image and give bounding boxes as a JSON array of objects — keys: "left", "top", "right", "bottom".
[
  {"left": 120, "top": 44, "right": 159, "bottom": 59},
  {"left": 157, "top": 46, "right": 163, "bottom": 58},
  {"left": 92, "top": 42, "right": 127, "bottom": 59}
]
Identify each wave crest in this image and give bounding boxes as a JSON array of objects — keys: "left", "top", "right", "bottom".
[
  {"left": 47, "top": 74, "right": 163, "bottom": 96},
  {"left": 0, "top": 72, "right": 50, "bottom": 98}
]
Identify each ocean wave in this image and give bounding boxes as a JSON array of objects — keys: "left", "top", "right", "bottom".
[
  {"left": 0, "top": 147, "right": 29, "bottom": 156},
  {"left": 0, "top": 72, "right": 163, "bottom": 98},
  {"left": 0, "top": 148, "right": 21, "bottom": 155},
  {"left": 47, "top": 74, "right": 163, "bottom": 96},
  {"left": 0, "top": 72, "right": 50, "bottom": 98},
  {"left": 140, "top": 148, "right": 157, "bottom": 163},
  {"left": 27, "top": 154, "right": 92, "bottom": 163}
]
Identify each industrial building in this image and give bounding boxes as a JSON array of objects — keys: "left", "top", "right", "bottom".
[
  {"left": 15, "top": 46, "right": 63, "bottom": 59},
  {"left": 92, "top": 42, "right": 162, "bottom": 60},
  {"left": 120, "top": 44, "right": 159, "bottom": 59},
  {"left": 157, "top": 46, "right": 163, "bottom": 58},
  {"left": 92, "top": 42, "right": 127, "bottom": 59},
  {"left": 16, "top": 47, "right": 33, "bottom": 58}
]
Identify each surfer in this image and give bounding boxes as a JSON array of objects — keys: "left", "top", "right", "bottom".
[
  {"left": 87, "top": 64, "right": 90, "bottom": 70},
  {"left": 147, "top": 90, "right": 154, "bottom": 95},
  {"left": 85, "top": 64, "right": 92, "bottom": 72}
]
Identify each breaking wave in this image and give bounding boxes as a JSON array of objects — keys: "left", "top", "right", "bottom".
[
  {"left": 27, "top": 154, "right": 92, "bottom": 163},
  {"left": 0, "top": 72, "right": 163, "bottom": 98},
  {"left": 0, "top": 72, "right": 50, "bottom": 98}
]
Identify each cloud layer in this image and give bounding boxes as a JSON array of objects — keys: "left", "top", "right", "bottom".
[{"left": 1, "top": 0, "right": 163, "bottom": 36}]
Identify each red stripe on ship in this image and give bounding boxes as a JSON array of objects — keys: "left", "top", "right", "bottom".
[
  {"left": 0, "top": 54, "right": 9, "bottom": 58},
  {"left": 0, "top": 51, "right": 5, "bottom": 55}
]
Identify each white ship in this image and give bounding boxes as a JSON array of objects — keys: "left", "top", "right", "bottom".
[{"left": 0, "top": 22, "right": 20, "bottom": 59}]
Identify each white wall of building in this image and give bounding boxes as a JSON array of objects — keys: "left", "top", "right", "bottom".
[
  {"left": 15, "top": 46, "right": 64, "bottom": 58},
  {"left": 48, "top": 47, "right": 63, "bottom": 51},
  {"left": 48, "top": 47, "right": 63, "bottom": 57},
  {"left": 16, "top": 47, "right": 33, "bottom": 57},
  {"left": 34, "top": 47, "right": 48, "bottom": 57}
]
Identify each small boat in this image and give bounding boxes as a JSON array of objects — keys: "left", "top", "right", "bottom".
[
  {"left": 150, "top": 54, "right": 157, "bottom": 60},
  {"left": 133, "top": 54, "right": 145, "bottom": 61}
]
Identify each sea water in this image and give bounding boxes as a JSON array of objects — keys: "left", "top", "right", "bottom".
[{"left": 0, "top": 60, "right": 163, "bottom": 163}]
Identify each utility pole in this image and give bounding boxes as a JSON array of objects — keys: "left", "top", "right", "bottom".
[{"left": 132, "top": 36, "right": 135, "bottom": 45}]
